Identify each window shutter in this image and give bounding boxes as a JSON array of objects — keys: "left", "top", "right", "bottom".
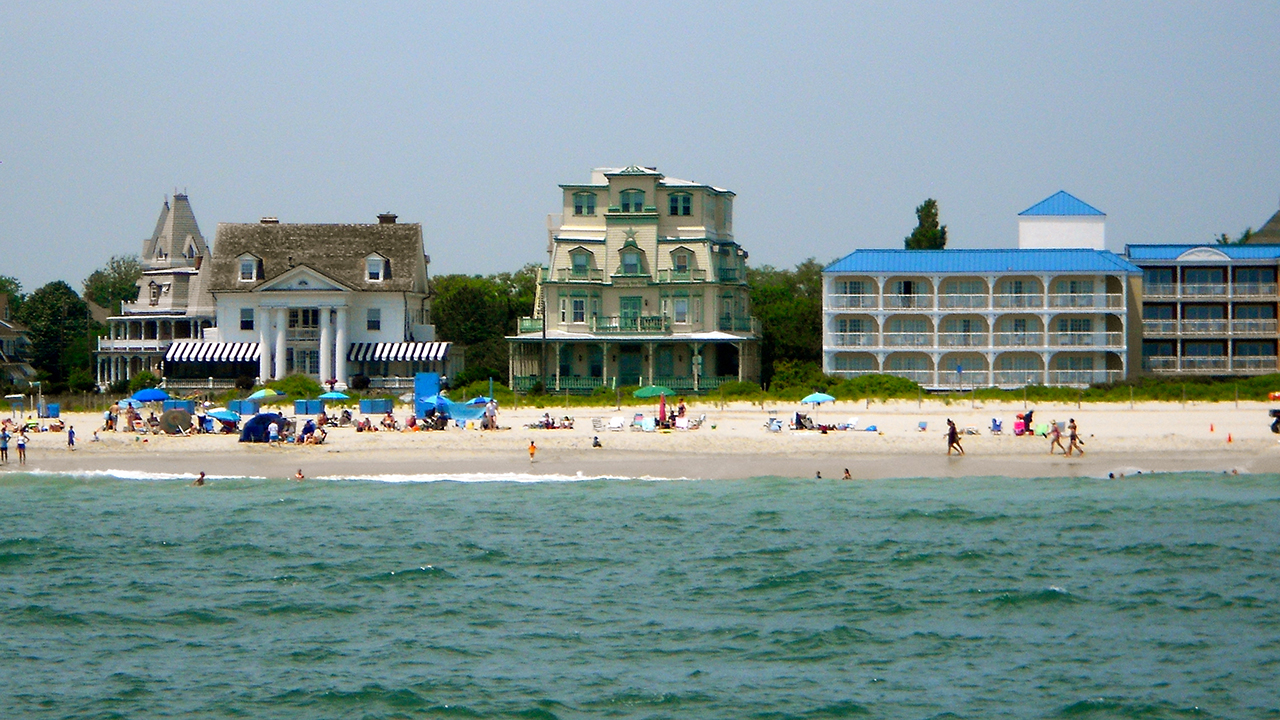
[{"left": 383, "top": 259, "right": 391, "bottom": 280}]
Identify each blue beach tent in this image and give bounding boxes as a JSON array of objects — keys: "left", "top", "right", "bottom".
[{"left": 239, "top": 413, "right": 286, "bottom": 443}]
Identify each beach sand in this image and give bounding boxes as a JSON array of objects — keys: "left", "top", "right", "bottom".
[{"left": 6, "top": 399, "right": 1280, "bottom": 481}]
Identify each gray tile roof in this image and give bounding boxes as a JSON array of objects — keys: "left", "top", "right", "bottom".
[
  {"left": 208, "top": 222, "right": 428, "bottom": 294},
  {"left": 143, "top": 193, "right": 207, "bottom": 270}
]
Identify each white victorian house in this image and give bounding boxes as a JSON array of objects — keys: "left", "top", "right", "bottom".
[{"left": 164, "top": 213, "right": 453, "bottom": 389}]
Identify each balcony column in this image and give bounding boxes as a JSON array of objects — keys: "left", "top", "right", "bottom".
[
  {"left": 320, "top": 308, "right": 333, "bottom": 384},
  {"left": 258, "top": 307, "right": 272, "bottom": 383},
  {"left": 646, "top": 343, "right": 655, "bottom": 386},
  {"left": 601, "top": 342, "right": 609, "bottom": 390},
  {"left": 553, "top": 342, "right": 562, "bottom": 391},
  {"left": 691, "top": 342, "right": 702, "bottom": 392},
  {"left": 274, "top": 308, "right": 288, "bottom": 380},
  {"left": 334, "top": 306, "right": 348, "bottom": 386}
]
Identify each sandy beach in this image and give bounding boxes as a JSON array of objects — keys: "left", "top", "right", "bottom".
[{"left": 4, "top": 398, "right": 1280, "bottom": 481}]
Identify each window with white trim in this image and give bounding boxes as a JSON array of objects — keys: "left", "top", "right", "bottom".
[
  {"left": 240, "top": 308, "right": 254, "bottom": 331},
  {"left": 367, "top": 308, "right": 381, "bottom": 331},
  {"left": 366, "top": 256, "right": 387, "bottom": 282},
  {"left": 572, "top": 299, "right": 586, "bottom": 323},
  {"left": 239, "top": 257, "right": 258, "bottom": 281}
]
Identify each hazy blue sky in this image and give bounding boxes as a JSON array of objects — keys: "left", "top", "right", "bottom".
[{"left": 3, "top": 2, "right": 1278, "bottom": 292}]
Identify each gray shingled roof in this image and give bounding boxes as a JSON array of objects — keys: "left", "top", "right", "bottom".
[
  {"left": 1245, "top": 208, "right": 1280, "bottom": 244},
  {"left": 208, "top": 222, "right": 428, "bottom": 294},
  {"left": 142, "top": 193, "right": 207, "bottom": 269}
]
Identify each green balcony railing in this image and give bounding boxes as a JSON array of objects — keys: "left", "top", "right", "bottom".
[
  {"left": 518, "top": 317, "right": 544, "bottom": 333},
  {"left": 591, "top": 315, "right": 671, "bottom": 334},
  {"left": 656, "top": 268, "right": 708, "bottom": 283}
]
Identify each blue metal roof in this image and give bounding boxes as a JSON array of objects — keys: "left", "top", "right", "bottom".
[
  {"left": 823, "top": 249, "right": 1140, "bottom": 275},
  {"left": 1125, "top": 244, "right": 1280, "bottom": 261},
  {"left": 1018, "top": 191, "right": 1105, "bottom": 217}
]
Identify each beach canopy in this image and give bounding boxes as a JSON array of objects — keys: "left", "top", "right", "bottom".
[
  {"left": 318, "top": 391, "right": 349, "bottom": 400},
  {"left": 132, "top": 388, "right": 169, "bottom": 402},
  {"left": 247, "top": 388, "right": 285, "bottom": 401},
  {"left": 208, "top": 410, "right": 240, "bottom": 422},
  {"left": 240, "top": 413, "right": 286, "bottom": 443},
  {"left": 801, "top": 392, "right": 836, "bottom": 405},
  {"left": 118, "top": 398, "right": 144, "bottom": 409},
  {"left": 633, "top": 385, "right": 674, "bottom": 399}
]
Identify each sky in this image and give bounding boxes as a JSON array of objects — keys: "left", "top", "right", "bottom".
[{"left": 2, "top": 1, "right": 1278, "bottom": 292}]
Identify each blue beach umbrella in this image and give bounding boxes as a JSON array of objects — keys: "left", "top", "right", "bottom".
[
  {"left": 318, "top": 391, "right": 349, "bottom": 400},
  {"left": 118, "top": 398, "right": 144, "bottom": 409},
  {"left": 466, "top": 396, "right": 494, "bottom": 406},
  {"left": 800, "top": 392, "right": 836, "bottom": 405},
  {"left": 208, "top": 410, "right": 240, "bottom": 422},
  {"left": 132, "top": 388, "right": 169, "bottom": 402},
  {"left": 247, "top": 388, "right": 285, "bottom": 401}
]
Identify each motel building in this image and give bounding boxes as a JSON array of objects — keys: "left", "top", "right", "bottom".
[
  {"left": 822, "top": 192, "right": 1143, "bottom": 389},
  {"left": 507, "top": 166, "right": 761, "bottom": 393}
]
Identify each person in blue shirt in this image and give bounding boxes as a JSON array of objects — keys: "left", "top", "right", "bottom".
[
  {"left": 0, "top": 428, "right": 9, "bottom": 464},
  {"left": 67, "top": 425, "right": 75, "bottom": 450}
]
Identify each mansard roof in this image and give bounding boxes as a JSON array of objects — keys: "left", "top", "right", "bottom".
[{"left": 208, "top": 221, "right": 428, "bottom": 294}]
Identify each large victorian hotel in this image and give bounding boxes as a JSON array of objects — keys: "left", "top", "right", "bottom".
[{"left": 506, "top": 166, "right": 760, "bottom": 393}]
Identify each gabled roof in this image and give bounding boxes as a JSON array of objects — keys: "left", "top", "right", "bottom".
[
  {"left": 208, "top": 221, "right": 428, "bottom": 294},
  {"left": 1125, "top": 243, "right": 1280, "bottom": 261},
  {"left": 1019, "top": 191, "right": 1105, "bottom": 217},
  {"left": 823, "top": 249, "right": 1140, "bottom": 275},
  {"left": 142, "top": 193, "right": 207, "bottom": 270}
]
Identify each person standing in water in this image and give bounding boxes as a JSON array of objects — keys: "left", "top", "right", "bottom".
[
  {"left": 947, "top": 419, "right": 964, "bottom": 456},
  {"left": 295, "top": 469, "right": 305, "bottom": 481},
  {"left": 191, "top": 471, "right": 206, "bottom": 486}
]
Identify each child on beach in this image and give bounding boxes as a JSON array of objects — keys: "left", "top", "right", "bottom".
[
  {"left": 528, "top": 441, "right": 537, "bottom": 463},
  {"left": 16, "top": 430, "right": 26, "bottom": 465}
]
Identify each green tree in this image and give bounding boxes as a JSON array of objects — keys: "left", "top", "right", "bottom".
[
  {"left": 82, "top": 254, "right": 142, "bottom": 313},
  {"left": 128, "top": 370, "right": 160, "bottom": 393},
  {"left": 432, "top": 274, "right": 515, "bottom": 385},
  {"left": 748, "top": 258, "right": 826, "bottom": 386},
  {"left": 0, "top": 275, "right": 22, "bottom": 317},
  {"left": 15, "top": 281, "right": 92, "bottom": 383},
  {"left": 904, "top": 198, "right": 947, "bottom": 249},
  {"left": 1214, "top": 228, "right": 1254, "bottom": 245}
]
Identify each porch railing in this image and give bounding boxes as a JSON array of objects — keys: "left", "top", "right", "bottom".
[
  {"left": 656, "top": 268, "right": 707, "bottom": 283},
  {"left": 590, "top": 316, "right": 672, "bottom": 334},
  {"left": 937, "top": 294, "right": 989, "bottom": 309},
  {"left": 830, "top": 332, "right": 877, "bottom": 347},
  {"left": 826, "top": 294, "right": 878, "bottom": 310}
]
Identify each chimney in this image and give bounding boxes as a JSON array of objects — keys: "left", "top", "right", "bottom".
[
  {"left": 260, "top": 217, "right": 279, "bottom": 224},
  {"left": 378, "top": 212, "right": 398, "bottom": 224}
]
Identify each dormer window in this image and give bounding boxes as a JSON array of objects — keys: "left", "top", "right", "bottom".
[
  {"left": 148, "top": 281, "right": 161, "bottom": 306},
  {"left": 573, "top": 192, "right": 596, "bottom": 216},
  {"left": 669, "top": 193, "right": 692, "bottom": 216},
  {"left": 238, "top": 255, "right": 260, "bottom": 281},
  {"left": 622, "top": 251, "right": 641, "bottom": 275},
  {"left": 674, "top": 252, "right": 689, "bottom": 272},
  {"left": 619, "top": 189, "right": 645, "bottom": 213},
  {"left": 366, "top": 255, "right": 389, "bottom": 282},
  {"left": 185, "top": 243, "right": 197, "bottom": 259},
  {"left": 571, "top": 252, "right": 590, "bottom": 277}
]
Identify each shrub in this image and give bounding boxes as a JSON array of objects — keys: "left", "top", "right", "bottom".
[
  {"left": 235, "top": 375, "right": 255, "bottom": 391},
  {"left": 128, "top": 371, "right": 159, "bottom": 392},
  {"left": 717, "top": 380, "right": 764, "bottom": 398},
  {"left": 350, "top": 374, "right": 371, "bottom": 391},
  {"left": 266, "top": 374, "right": 324, "bottom": 400}
]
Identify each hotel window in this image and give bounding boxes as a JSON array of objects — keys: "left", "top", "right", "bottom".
[
  {"left": 1144, "top": 268, "right": 1173, "bottom": 285},
  {"left": 669, "top": 193, "right": 692, "bottom": 216},
  {"left": 1058, "top": 317, "right": 1092, "bottom": 333},
  {"left": 1235, "top": 304, "right": 1276, "bottom": 319},
  {"left": 240, "top": 308, "right": 254, "bottom": 331},
  {"left": 836, "top": 318, "right": 865, "bottom": 334},
  {"left": 837, "top": 280, "right": 865, "bottom": 295},
  {"left": 239, "top": 257, "right": 258, "bottom": 281},
  {"left": 622, "top": 252, "right": 641, "bottom": 275},
  {"left": 619, "top": 189, "right": 645, "bottom": 212},
  {"left": 1055, "top": 279, "right": 1094, "bottom": 295},
  {"left": 1236, "top": 340, "right": 1274, "bottom": 356},
  {"left": 289, "top": 308, "right": 319, "bottom": 328},
  {"left": 571, "top": 299, "right": 586, "bottom": 323},
  {"left": 573, "top": 192, "right": 596, "bottom": 216},
  {"left": 366, "top": 256, "right": 388, "bottom": 282},
  {"left": 674, "top": 298, "right": 689, "bottom": 323},
  {"left": 1143, "top": 305, "right": 1175, "bottom": 320},
  {"left": 1183, "top": 305, "right": 1224, "bottom": 320},
  {"left": 1236, "top": 267, "right": 1276, "bottom": 284},
  {"left": 1185, "top": 268, "right": 1223, "bottom": 285},
  {"left": 367, "top": 308, "right": 381, "bottom": 331}
]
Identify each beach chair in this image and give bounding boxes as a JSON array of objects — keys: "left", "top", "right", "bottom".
[
  {"left": 990, "top": 418, "right": 1003, "bottom": 435},
  {"left": 607, "top": 416, "right": 626, "bottom": 432},
  {"left": 630, "top": 413, "right": 644, "bottom": 431},
  {"left": 674, "top": 417, "right": 689, "bottom": 430},
  {"left": 641, "top": 418, "right": 657, "bottom": 432},
  {"left": 592, "top": 418, "right": 605, "bottom": 432},
  {"left": 844, "top": 417, "right": 859, "bottom": 431},
  {"left": 917, "top": 421, "right": 928, "bottom": 432}
]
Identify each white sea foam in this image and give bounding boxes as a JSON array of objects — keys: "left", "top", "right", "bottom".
[
  {"left": 20, "top": 468, "right": 266, "bottom": 481},
  {"left": 315, "top": 471, "right": 687, "bottom": 484}
]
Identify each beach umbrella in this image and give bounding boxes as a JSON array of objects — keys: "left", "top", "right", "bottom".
[
  {"left": 318, "top": 391, "right": 349, "bottom": 400},
  {"left": 132, "top": 388, "right": 169, "bottom": 402},
  {"left": 633, "top": 385, "right": 675, "bottom": 399},
  {"left": 159, "top": 409, "right": 193, "bottom": 435},
  {"left": 466, "top": 396, "right": 494, "bottom": 405},
  {"left": 118, "top": 398, "right": 144, "bottom": 409},
  {"left": 800, "top": 392, "right": 836, "bottom": 405},
  {"left": 208, "top": 410, "right": 240, "bottom": 422},
  {"left": 247, "top": 388, "right": 284, "bottom": 401}
]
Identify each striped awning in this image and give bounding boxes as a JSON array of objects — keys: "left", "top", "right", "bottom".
[
  {"left": 165, "top": 341, "right": 261, "bottom": 363},
  {"left": 347, "top": 342, "right": 450, "bottom": 363}
]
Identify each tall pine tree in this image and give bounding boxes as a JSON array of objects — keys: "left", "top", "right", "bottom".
[{"left": 904, "top": 198, "right": 947, "bottom": 249}]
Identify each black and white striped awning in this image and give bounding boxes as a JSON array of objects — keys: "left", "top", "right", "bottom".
[
  {"left": 347, "top": 342, "right": 450, "bottom": 363},
  {"left": 165, "top": 341, "right": 261, "bottom": 363}
]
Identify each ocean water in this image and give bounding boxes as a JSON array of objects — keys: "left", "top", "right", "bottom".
[{"left": 1, "top": 472, "right": 1278, "bottom": 719}]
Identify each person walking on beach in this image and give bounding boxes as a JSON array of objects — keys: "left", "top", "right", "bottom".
[
  {"left": 1048, "top": 420, "right": 1066, "bottom": 455},
  {"left": 16, "top": 430, "right": 26, "bottom": 465},
  {"left": 1067, "top": 418, "right": 1084, "bottom": 457},
  {"left": 528, "top": 441, "right": 537, "bottom": 463},
  {"left": 67, "top": 425, "right": 75, "bottom": 450},
  {"left": 0, "top": 427, "right": 9, "bottom": 464},
  {"left": 947, "top": 419, "right": 964, "bottom": 456}
]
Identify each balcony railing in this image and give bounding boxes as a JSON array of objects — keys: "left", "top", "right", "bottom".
[
  {"left": 1233, "top": 356, "right": 1278, "bottom": 372},
  {"left": 992, "top": 293, "right": 1044, "bottom": 308},
  {"left": 717, "top": 316, "right": 760, "bottom": 334},
  {"left": 1047, "top": 293, "right": 1124, "bottom": 308},
  {"left": 1180, "top": 356, "right": 1228, "bottom": 371},
  {"left": 1143, "top": 283, "right": 1177, "bottom": 298},
  {"left": 1048, "top": 369, "right": 1123, "bottom": 386},
  {"left": 1231, "top": 319, "right": 1278, "bottom": 335},
  {"left": 717, "top": 268, "right": 742, "bottom": 283},
  {"left": 592, "top": 315, "right": 671, "bottom": 334},
  {"left": 937, "top": 332, "right": 987, "bottom": 348},
  {"left": 1182, "top": 283, "right": 1227, "bottom": 297},
  {"left": 937, "top": 294, "right": 989, "bottom": 309},
  {"left": 97, "top": 337, "right": 171, "bottom": 352},
  {"left": 288, "top": 329, "right": 320, "bottom": 341},
  {"left": 1143, "top": 356, "right": 1178, "bottom": 371},
  {"left": 1048, "top": 331, "right": 1124, "bottom": 347},
  {"left": 882, "top": 332, "right": 933, "bottom": 347},
  {"left": 518, "top": 317, "right": 544, "bottom": 333},
  {"left": 1232, "top": 282, "right": 1278, "bottom": 298},
  {"left": 1141, "top": 320, "right": 1177, "bottom": 335},
  {"left": 656, "top": 268, "right": 707, "bottom": 283},
  {"left": 555, "top": 268, "right": 605, "bottom": 282},
  {"left": 1144, "top": 355, "right": 1278, "bottom": 373},
  {"left": 826, "top": 294, "right": 878, "bottom": 310},
  {"left": 882, "top": 295, "right": 933, "bottom": 309},
  {"left": 883, "top": 369, "right": 933, "bottom": 383},
  {"left": 936, "top": 370, "right": 987, "bottom": 387},
  {"left": 161, "top": 378, "right": 239, "bottom": 391},
  {"left": 994, "top": 370, "right": 1045, "bottom": 387},
  {"left": 1180, "top": 320, "right": 1227, "bottom": 335},
  {"left": 830, "top": 332, "right": 877, "bottom": 347},
  {"left": 992, "top": 332, "right": 1044, "bottom": 347}
]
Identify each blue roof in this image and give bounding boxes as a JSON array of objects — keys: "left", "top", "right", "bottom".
[
  {"left": 1019, "top": 191, "right": 1105, "bottom": 217},
  {"left": 1125, "top": 244, "right": 1280, "bottom": 261},
  {"left": 823, "top": 249, "right": 1140, "bottom": 275}
]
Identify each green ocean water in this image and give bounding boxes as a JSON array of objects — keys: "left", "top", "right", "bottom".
[{"left": 1, "top": 471, "right": 1278, "bottom": 719}]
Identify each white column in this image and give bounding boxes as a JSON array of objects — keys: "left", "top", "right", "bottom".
[
  {"left": 319, "top": 308, "right": 333, "bottom": 383},
  {"left": 334, "top": 306, "right": 348, "bottom": 386},
  {"left": 258, "top": 307, "right": 272, "bottom": 382},
  {"left": 274, "top": 308, "right": 287, "bottom": 380}
]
